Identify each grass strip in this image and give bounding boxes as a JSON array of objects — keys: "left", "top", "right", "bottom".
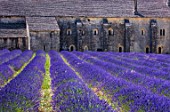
[{"left": 39, "top": 54, "right": 53, "bottom": 112}]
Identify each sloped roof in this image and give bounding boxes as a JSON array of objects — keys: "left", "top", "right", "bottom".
[
  {"left": 0, "top": 0, "right": 169, "bottom": 17},
  {"left": 26, "top": 17, "right": 60, "bottom": 31},
  {"left": 137, "top": 0, "right": 170, "bottom": 17},
  {"left": 0, "top": 29, "right": 26, "bottom": 37}
]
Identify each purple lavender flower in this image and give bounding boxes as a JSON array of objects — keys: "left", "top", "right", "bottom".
[
  {"left": 49, "top": 50, "right": 115, "bottom": 112},
  {"left": 0, "top": 50, "right": 46, "bottom": 111},
  {"left": 61, "top": 51, "right": 170, "bottom": 112}
]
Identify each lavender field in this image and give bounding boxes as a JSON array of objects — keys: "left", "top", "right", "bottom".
[{"left": 0, "top": 49, "right": 170, "bottom": 112}]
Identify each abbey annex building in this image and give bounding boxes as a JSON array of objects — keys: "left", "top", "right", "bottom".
[{"left": 0, "top": 0, "right": 170, "bottom": 54}]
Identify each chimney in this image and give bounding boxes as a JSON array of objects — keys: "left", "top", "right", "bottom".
[{"left": 134, "top": 0, "right": 138, "bottom": 15}]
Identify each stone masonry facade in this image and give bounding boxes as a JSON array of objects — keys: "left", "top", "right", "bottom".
[{"left": 0, "top": 0, "right": 170, "bottom": 54}]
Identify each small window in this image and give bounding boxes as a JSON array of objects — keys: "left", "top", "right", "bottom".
[
  {"left": 67, "top": 29, "right": 72, "bottom": 36},
  {"left": 78, "top": 30, "right": 81, "bottom": 34},
  {"left": 88, "top": 19, "right": 90, "bottom": 22},
  {"left": 78, "top": 30, "right": 85, "bottom": 36},
  {"left": 84, "top": 46, "right": 88, "bottom": 51},
  {"left": 160, "top": 29, "right": 165, "bottom": 36},
  {"left": 82, "top": 31, "right": 85, "bottom": 35},
  {"left": 44, "top": 45, "right": 46, "bottom": 51},
  {"left": 124, "top": 19, "right": 130, "bottom": 23},
  {"left": 163, "top": 29, "right": 165, "bottom": 36},
  {"left": 108, "top": 29, "right": 114, "bottom": 36},
  {"left": 4, "top": 38, "right": 7, "bottom": 44},
  {"left": 93, "top": 29, "right": 98, "bottom": 35},
  {"left": 141, "top": 29, "right": 145, "bottom": 36},
  {"left": 160, "top": 29, "right": 162, "bottom": 36}
]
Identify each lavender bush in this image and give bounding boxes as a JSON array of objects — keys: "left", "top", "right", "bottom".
[
  {"left": 61, "top": 51, "right": 170, "bottom": 112},
  {"left": 0, "top": 50, "right": 46, "bottom": 111},
  {"left": 86, "top": 52, "right": 170, "bottom": 81},
  {"left": 5, "top": 50, "right": 33, "bottom": 71},
  {"left": 0, "top": 49, "right": 10, "bottom": 56},
  {"left": 0, "top": 50, "right": 22, "bottom": 65},
  {"left": 49, "top": 50, "right": 114, "bottom": 112},
  {"left": 73, "top": 51, "right": 170, "bottom": 98},
  {"left": 0, "top": 64, "right": 14, "bottom": 87}
]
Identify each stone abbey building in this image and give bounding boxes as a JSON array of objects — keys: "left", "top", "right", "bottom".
[{"left": 0, "top": 0, "right": 170, "bottom": 53}]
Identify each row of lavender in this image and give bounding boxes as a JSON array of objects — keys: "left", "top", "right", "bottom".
[
  {"left": 0, "top": 50, "right": 46, "bottom": 111},
  {"left": 86, "top": 52, "right": 170, "bottom": 81},
  {"left": 61, "top": 51, "right": 170, "bottom": 112},
  {"left": 49, "top": 50, "right": 115, "bottom": 112},
  {"left": 0, "top": 49, "right": 169, "bottom": 111},
  {"left": 106, "top": 52, "right": 170, "bottom": 78},
  {"left": 77, "top": 52, "right": 170, "bottom": 98},
  {"left": 0, "top": 49, "right": 33, "bottom": 87}
]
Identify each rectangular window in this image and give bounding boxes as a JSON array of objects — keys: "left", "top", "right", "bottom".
[
  {"left": 160, "top": 29, "right": 163, "bottom": 36},
  {"left": 163, "top": 29, "right": 165, "bottom": 36},
  {"left": 141, "top": 30, "right": 145, "bottom": 36},
  {"left": 160, "top": 29, "right": 165, "bottom": 36}
]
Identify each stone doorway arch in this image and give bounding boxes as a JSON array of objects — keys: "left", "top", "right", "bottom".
[
  {"left": 84, "top": 46, "right": 88, "bottom": 51},
  {"left": 145, "top": 46, "right": 150, "bottom": 53},
  {"left": 118, "top": 44, "right": 124, "bottom": 52},
  {"left": 69, "top": 45, "right": 76, "bottom": 51},
  {"left": 157, "top": 45, "right": 163, "bottom": 54},
  {"left": 158, "top": 47, "right": 162, "bottom": 54},
  {"left": 146, "top": 47, "right": 149, "bottom": 53},
  {"left": 119, "top": 47, "right": 123, "bottom": 52}
]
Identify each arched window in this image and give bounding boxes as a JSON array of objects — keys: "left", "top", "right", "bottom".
[
  {"left": 108, "top": 28, "right": 114, "bottom": 36},
  {"left": 84, "top": 46, "right": 88, "bottom": 51},
  {"left": 82, "top": 30, "right": 85, "bottom": 35},
  {"left": 93, "top": 29, "right": 99, "bottom": 35},
  {"left": 79, "top": 30, "right": 85, "bottom": 36},
  {"left": 67, "top": 29, "right": 72, "bottom": 36},
  {"left": 163, "top": 29, "right": 165, "bottom": 36},
  {"left": 160, "top": 29, "right": 163, "bottom": 36},
  {"left": 44, "top": 45, "right": 45, "bottom": 50},
  {"left": 141, "top": 29, "right": 145, "bottom": 36},
  {"left": 160, "top": 29, "right": 166, "bottom": 36},
  {"left": 88, "top": 19, "right": 90, "bottom": 22}
]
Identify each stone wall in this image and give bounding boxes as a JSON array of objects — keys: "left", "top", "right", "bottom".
[
  {"left": 30, "top": 31, "right": 60, "bottom": 52},
  {"left": 57, "top": 17, "right": 77, "bottom": 51},
  {"left": 0, "top": 16, "right": 27, "bottom": 51},
  {"left": 0, "top": 16, "right": 170, "bottom": 54}
]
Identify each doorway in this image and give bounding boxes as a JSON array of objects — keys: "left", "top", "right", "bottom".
[
  {"left": 146, "top": 47, "right": 149, "bottom": 53},
  {"left": 69, "top": 45, "right": 76, "bottom": 51},
  {"left": 84, "top": 46, "right": 88, "bottom": 51},
  {"left": 70, "top": 46, "right": 74, "bottom": 51},
  {"left": 119, "top": 47, "right": 123, "bottom": 52},
  {"left": 158, "top": 47, "right": 162, "bottom": 54},
  {"left": 97, "top": 48, "right": 103, "bottom": 51}
]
